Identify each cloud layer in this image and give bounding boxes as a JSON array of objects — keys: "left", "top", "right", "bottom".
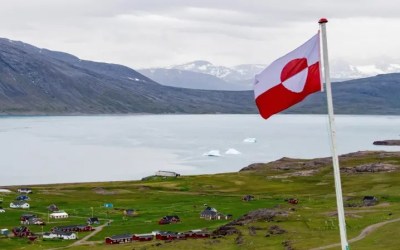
[{"left": 0, "top": 0, "right": 399, "bottom": 68}]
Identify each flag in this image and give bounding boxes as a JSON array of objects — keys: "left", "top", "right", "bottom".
[{"left": 254, "top": 33, "right": 322, "bottom": 119}]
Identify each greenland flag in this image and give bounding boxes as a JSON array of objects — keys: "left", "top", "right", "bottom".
[{"left": 254, "top": 33, "right": 322, "bottom": 119}]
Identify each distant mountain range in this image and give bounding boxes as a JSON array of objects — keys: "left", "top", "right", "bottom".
[
  {"left": 0, "top": 38, "right": 399, "bottom": 115},
  {"left": 140, "top": 60, "right": 400, "bottom": 91}
]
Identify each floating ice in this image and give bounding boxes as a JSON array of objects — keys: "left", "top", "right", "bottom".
[
  {"left": 225, "top": 148, "right": 241, "bottom": 155},
  {"left": 203, "top": 150, "right": 221, "bottom": 157}
]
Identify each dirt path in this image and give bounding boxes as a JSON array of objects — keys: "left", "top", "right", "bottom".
[
  {"left": 70, "top": 220, "right": 113, "bottom": 247},
  {"left": 311, "top": 217, "right": 400, "bottom": 250}
]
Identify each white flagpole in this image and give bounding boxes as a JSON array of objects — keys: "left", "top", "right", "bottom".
[{"left": 318, "top": 18, "right": 349, "bottom": 250}]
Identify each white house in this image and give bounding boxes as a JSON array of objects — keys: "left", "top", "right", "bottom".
[
  {"left": 49, "top": 211, "right": 68, "bottom": 219},
  {"left": 155, "top": 171, "right": 180, "bottom": 177},
  {"left": 10, "top": 201, "right": 30, "bottom": 209},
  {"left": 43, "top": 231, "right": 77, "bottom": 240},
  {"left": 17, "top": 188, "right": 32, "bottom": 194}
]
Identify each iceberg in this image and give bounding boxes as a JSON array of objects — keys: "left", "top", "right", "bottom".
[
  {"left": 225, "top": 148, "right": 241, "bottom": 155},
  {"left": 203, "top": 150, "right": 221, "bottom": 157},
  {"left": 243, "top": 137, "right": 257, "bottom": 143}
]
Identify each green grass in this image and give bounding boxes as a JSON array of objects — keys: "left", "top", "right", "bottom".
[{"left": 1, "top": 151, "right": 400, "bottom": 249}]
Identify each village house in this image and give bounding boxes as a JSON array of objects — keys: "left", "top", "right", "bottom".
[
  {"left": 16, "top": 195, "right": 30, "bottom": 201},
  {"left": 52, "top": 225, "right": 94, "bottom": 232},
  {"left": 21, "top": 217, "right": 45, "bottom": 225},
  {"left": 87, "top": 217, "right": 100, "bottom": 225},
  {"left": 10, "top": 201, "right": 30, "bottom": 209},
  {"left": 132, "top": 233, "right": 154, "bottom": 241},
  {"left": 200, "top": 207, "right": 230, "bottom": 220},
  {"left": 158, "top": 215, "right": 180, "bottom": 225},
  {"left": 49, "top": 211, "right": 68, "bottom": 219},
  {"left": 184, "top": 230, "right": 211, "bottom": 239},
  {"left": 17, "top": 188, "right": 32, "bottom": 194},
  {"left": 155, "top": 231, "right": 186, "bottom": 240},
  {"left": 43, "top": 230, "right": 77, "bottom": 240},
  {"left": 242, "top": 195, "right": 255, "bottom": 202},
  {"left": 105, "top": 234, "right": 134, "bottom": 244},
  {"left": 123, "top": 209, "right": 137, "bottom": 216},
  {"left": 363, "top": 196, "right": 378, "bottom": 206},
  {"left": 47, "top": 204, "right": 59, "bottom": 212},
  {"left": 12, "top": 226, "right": 33, "bottom": 237},
  {"left": 155, "top": 171, "right": 180, "bottom": 177}
]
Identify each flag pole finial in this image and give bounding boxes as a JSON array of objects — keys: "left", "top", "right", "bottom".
[{"left": 318, "top": 18, "right": 328, "bottom": 24}]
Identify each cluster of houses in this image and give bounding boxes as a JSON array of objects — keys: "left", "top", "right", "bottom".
[{"left": 105, "top": 230, "right": 211, "bottom": 244}]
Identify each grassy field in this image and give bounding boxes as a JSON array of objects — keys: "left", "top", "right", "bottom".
[{"left": 1, "top": 151, "right": 400, "bottom": 249}]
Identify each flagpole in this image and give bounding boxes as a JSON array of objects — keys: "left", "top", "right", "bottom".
[{"left": 318, "top": 18, "right": 349, "bottom": 250}]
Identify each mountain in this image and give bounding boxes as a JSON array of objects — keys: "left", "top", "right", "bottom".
[
  {"left": 139, "top": 60, "right": 262, "bottom": 90},
  {"left": 138, "top": 68, "right": 247, "bottom": 91},
  {"left": 0, "top": 38, "right": 399, "bottom": 115},
  {"left": 0, "top": 38, "right": 256, "bottom": 114}
]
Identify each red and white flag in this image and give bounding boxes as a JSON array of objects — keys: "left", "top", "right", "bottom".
[{"left": 254, "top": 33, "right": 322, "bottom": 119}]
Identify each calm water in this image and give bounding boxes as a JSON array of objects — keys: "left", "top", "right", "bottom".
[{"left": 0, "top": 114, "right": 399, "bottom": 186}]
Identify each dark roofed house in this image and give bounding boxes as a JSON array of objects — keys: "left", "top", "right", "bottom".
[
  {"left": 105, "top": 234, "right": 133, "bottom": 244},
  {"left": 200, "top": 207, "right": 230, "bottom": 220},
  {"left": 155, "top": 231, "right": 186, "bottom": 240},
  {"left": 48, "top": 204, "right": 59, "bottom": 212},
  {"left": 16, "top": 195, "right": 30, "bottom": 201},
  {"left": 87, "top": 217, "right": 100, "bottom": 225},
  {"left": 123, "top": 209, "right": 137, "bottom": 216},
  {"left": 242, "top": 195, "right": 255, "bottom": 202},
  {"left": 12, "top": 226, "right": 33, "bottom": 237},
  {"left": 132, "top": 233, "right": 154, "bottom": 241},
  {"left": 52, "top": 225, "right": 93, "bottom": 232},
  {"left": 158, "top": 215, "right": 180, "bottom": 225},
  {"left": 363, "top": 196, "right": 378, "bottom": 206}
]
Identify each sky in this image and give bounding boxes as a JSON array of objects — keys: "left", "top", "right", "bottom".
[{"left": 0, "top": 0, "right": 399, "bottom": 70}]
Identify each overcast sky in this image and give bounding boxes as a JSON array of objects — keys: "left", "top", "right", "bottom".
[{"left": 0, "top": 0, "right": 399, "bottom": 69}]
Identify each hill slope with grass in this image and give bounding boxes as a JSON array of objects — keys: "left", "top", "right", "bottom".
[{"left": 0, "top": 151, "right": 400, "bottom": 249}]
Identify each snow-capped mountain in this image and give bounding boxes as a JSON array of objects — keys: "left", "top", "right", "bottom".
[{"left": 140, "top": 60, "right": 400, "bottom": 91}]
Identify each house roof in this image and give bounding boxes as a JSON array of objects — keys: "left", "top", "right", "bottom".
[
  {"left": 88, "top": 217, "right": 99, "bottom": 221},
  {"left": 163, "top": 215, "right": 180, "bottom": 220},
  {"left": 108, "top": 234, "right": 133, "bottom": 240},
  {"left": 52, "top": 230, "right": 75, "bottom": 236},
  {"left": 11, "top": 201, "right": 28, "bottom": 205}
]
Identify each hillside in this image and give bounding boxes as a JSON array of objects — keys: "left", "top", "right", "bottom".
[
  {"left": 0, "top": 38, "right": 399, "bottom": 115},
  {"left": 0, "top": 38, "right": 255, "bottom": 114},
  {"left": 1, "top": 150, "right": 400, "bottom": 249}
]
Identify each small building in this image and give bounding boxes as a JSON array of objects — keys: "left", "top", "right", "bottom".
[
  {"left": 50, "top": 211, "right": 68, "bottom": 219},
  {"left": 22, "top": 217, "right": 45, "bottom": 225},
  {"left": 200, "top": 207, "right": 228, "bottom": 220},
  {"left": 10, "top": 201, "right": 30, "bottom": 209},
  {"left": 17, "top": 188, "right": 32, "bottom": 194},
  {"left": 16, "top": 195, "right": 30, "bottom": 201},
  {"left": 159, "top": 215, "right": 180, "bottom": 225},
  {"left": 52, "top": 225, "right": 93, "bottom": 232},
  {"left": 155, "top": 171, "right": 180, "bottom": 177},
  {"left": 286, "top": 198, "right": 299, "bottom": 205},
  {"left": 104, "top": 203, "right": 113, "bottom": 208},
  {"left": 20, "top": 214, "right": 36, "bottom": 222},
  {"left": 155, "top": 231, "right": 185, "bottom": 240},
  {"left": 363, "top": 196, "right": 378, "bottom": 206},
  {"left": 12, "top": 226, "right": 32, "bottom": 237},
  {"left": 48, "top": 204, "right": 59, "bottom": 212},
  {"left": 242, "top": 195, "right": 255, "bottom": 202},
  {"left": 184, "top": 230, "right": 211, "bottom": 239},
  {"left": 43, "top": 231, "right": 77, "bottom": 240},
  {"left": 105, "top": 234, "right": 133, "bottom": 244},
  {"left": 123, "top": 209, "right": 137, "bottom": 216},
  {"left": 87, "top": 217, "right": 100, "bottom": 225},
  {"left": 132, "top": 233, "right": 154, "bottom": 241},
  {"left": 1, "top": 228, "right": 9, "bottom": 236}
]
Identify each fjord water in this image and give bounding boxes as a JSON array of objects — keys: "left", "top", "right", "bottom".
[{"left": 0, "top": 115, "right": 399, "bottom": 186}]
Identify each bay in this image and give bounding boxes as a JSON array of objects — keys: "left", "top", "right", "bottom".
[{"left": 0, "top": 114, "right": 398, "bottom": 186}]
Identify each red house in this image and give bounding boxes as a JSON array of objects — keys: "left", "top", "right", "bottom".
[
  {"left": 132, "top": 234, "right": 154, "bottom": 241},
  {"left": 12, "top": 226, "right": 33, "bottom": 237},
  {"left": 155, "top": 231, "right": 186, "bottom": 240},
  {"left": 184, "top": 230, "right": 211, "bottom": 239},
  {"left": 158, "top": 215, "right": 180, "bottom": 225},
  {"left": 105, "top": 234, "right": 133, "bottom": 244}
]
